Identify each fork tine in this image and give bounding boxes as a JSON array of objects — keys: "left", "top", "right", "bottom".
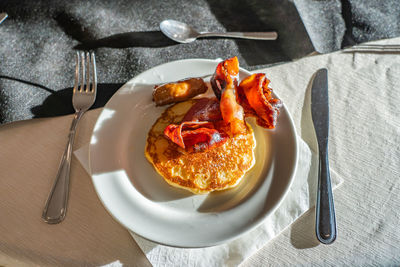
[
  {"left": 91, "top": 52, "right": 97, "bottom": 93},
  {"left": 85, "top": 52, "right": 90, "bottom": 92},
  {"left": 79, "top": 52, "right": 85, "bottom": 92},
  {"left": 73, "top": 52, "right": 80, "bottom": 93}
]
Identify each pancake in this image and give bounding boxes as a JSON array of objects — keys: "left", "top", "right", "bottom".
[{"left": 145, "top": 99, "right": 256, "bottom": 194}]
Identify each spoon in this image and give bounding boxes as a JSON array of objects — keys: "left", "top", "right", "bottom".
[{"left": 160, "top": 19, "right": 278, "bottom": 44}]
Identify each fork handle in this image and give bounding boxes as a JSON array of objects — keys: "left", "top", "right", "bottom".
[{"left": 42, "top": 110, "right": 84, "bottom": 224}]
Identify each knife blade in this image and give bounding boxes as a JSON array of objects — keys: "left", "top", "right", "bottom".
[
  {"left": 0, "top": 13, "right": 7, "bottom": 25},
  {"left": 311, "top": 68, "right": 337, "bottom": 244}
]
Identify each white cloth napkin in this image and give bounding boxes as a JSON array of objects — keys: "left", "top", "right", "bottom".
[{"left": 75, "top": 135, "right": 343, "bottom": 267}]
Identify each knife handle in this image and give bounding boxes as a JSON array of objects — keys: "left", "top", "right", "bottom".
[{"left": 315, "top": 149, "right": 337, "bottom": 244}]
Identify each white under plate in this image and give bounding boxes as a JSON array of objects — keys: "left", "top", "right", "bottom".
[{"left": 89, "top": 59, "right": 298, "bottom": 248}]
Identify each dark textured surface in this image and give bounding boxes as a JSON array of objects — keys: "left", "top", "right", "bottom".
[{"left": 0, "top": 0, "right": 398, "bottom": 124}]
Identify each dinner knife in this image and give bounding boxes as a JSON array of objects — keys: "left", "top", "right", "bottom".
[
  {"left": 0, "top": 13, "right": 7, "bottom": 25},
  {"left": 311, "top": 68, "right": 337, "bottom": 244}
]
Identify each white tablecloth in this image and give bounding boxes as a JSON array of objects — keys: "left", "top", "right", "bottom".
[
  {"left": 0, "top": 37, "right": 399, "bottom": 266},
  {"left": 244, "top": 38, "right": 400, "bottom": 266}
]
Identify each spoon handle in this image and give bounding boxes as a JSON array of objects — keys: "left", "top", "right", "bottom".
[{"left": 198, "top": 31, "right": 278, "bottom": 40}]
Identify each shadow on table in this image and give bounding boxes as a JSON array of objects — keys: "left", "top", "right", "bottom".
[
  {"left": 289, "top": 71, "right": 320, "bottom": 249},
  {"left": 0, "top": 76, "right": 122, "bottom": 122},
  {"left": 290, "top": 208, "right": 320, "bottom": 249},
  {"left": 0, "top": 75, "right": 56, "bottom": 94},
  {"left": 74, "top": 31, "right": 177, "bottom": 50},
  {"left": 30, "top": 83, "right": 123, "bottom": 118},
  {"left": 205, "top": 0, "right": 315, "bottom": 66},
  {"left": 54, "top": 11, "right": 177, "bottom": 50}
]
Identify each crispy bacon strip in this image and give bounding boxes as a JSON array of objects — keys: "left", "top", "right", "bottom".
[
  {"left": 164, "top": 121, "right": 228, "bottom": 153},
  {"left": 210, "top": 57, "right": 239, "bottom": 100},
  {"left": 182, "top": 98, "right": 222, "bottom": 122},
  {"left": 210, "top": 57, "right": 246, "bottom": 135},
  {"left": 220, "top": 84, "right": 247, "bottom": 135},
  {"left": 238, "top": 73, "right": 282, "bottom": 129}
]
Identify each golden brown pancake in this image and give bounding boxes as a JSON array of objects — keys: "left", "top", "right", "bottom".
[{"left": 145, "top": 99, "right": 256, "bottom": 194}]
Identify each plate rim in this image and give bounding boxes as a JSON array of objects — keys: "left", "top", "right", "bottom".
[{"left": 89, "top": 58, "right": 299, "bottom": 248}]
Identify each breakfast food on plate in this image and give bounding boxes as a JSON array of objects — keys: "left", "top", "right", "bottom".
[
  {"left": 145, "top": 99, "right": 256, "bottom": 194},
  {"left": 152, "top": 77, "right": 208, "bottom": 106},
  {"left": 146, "top": 56, "right": 282, "bottom": 194},
  {"left": 238, "top": 73, "right": 282, "bottom": 129},
  {"left": 210, "top": 56, "right": 247, "bottom": 135}
]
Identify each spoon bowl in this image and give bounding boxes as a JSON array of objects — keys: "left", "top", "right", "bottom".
[{"left": 160, "top": 19, "right": 199, "bottom": 43}]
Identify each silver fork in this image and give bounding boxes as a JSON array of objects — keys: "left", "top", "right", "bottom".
[{"left": 42, "top": 52, "right": 97, "bottom": 224}]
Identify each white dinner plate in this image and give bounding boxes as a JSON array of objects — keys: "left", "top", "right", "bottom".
[{"left": 89, "top": 59, "right": 298, "bottom": 248}]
